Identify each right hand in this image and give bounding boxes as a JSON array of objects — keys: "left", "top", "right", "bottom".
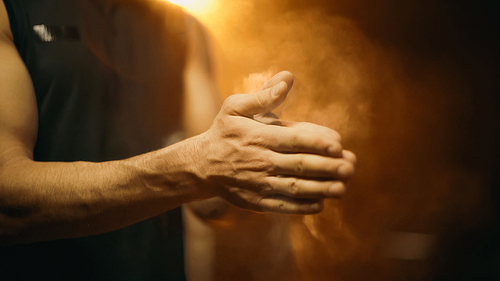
[{"left": 193, "top": 71, "right": 356, "bottom": 214}]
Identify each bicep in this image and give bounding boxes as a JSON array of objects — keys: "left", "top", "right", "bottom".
[
  {"left": 183, "top": 17, "right": 220, "bottom": 137},
  {"left": 0, "top": 2, "right": 38, "bottom": 162}
]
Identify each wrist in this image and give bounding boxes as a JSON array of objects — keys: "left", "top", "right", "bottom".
[
  {"left": 127, "top": 134, "right": 213, "bottom": 204},
  {"left": 182, "top": 132, "right": 216, "bottom": 199}
]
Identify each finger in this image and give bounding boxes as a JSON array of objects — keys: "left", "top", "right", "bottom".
[
  {"left": 253, "top": 125, "right": 342, "bottom": 157},
  {"left": 283, "top": 121, "right": 342, "bottom": 143},
  {"left": 265, "top": 177, "right": 346, "bottom": 198},
  {"left": 260, "top": 71, "right": 295, "bottom": 91},
  {"left": 258, "top": 196, "right": 324, "bottom": 214},
  {"left": 342, "top": 150, "right": 357, "bottom": 165},
  {"left": 222, "top": 187, "right": 323, "bottom": 214},
  {"left": 270, "top": 153, "right": 355, "bottom": 179},
  {"left": 223, "top": 81, "right": 289, "bottom": 117}
]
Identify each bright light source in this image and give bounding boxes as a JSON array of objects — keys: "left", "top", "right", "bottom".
[
  {"left": 169, "top": 0, "right": 196, "bottom": 4},
  {"left": 166, "top": 0, "right": 215, "bottom": 14}
]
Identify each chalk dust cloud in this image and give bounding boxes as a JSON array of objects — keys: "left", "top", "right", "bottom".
[{"left": 189, "top": 0, "right": 500, "bottom": 280}]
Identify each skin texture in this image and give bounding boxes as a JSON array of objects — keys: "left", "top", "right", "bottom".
[
  {"left": 0, "top": 1, "right": 356, "bottom": 246},
  {"left": 195, "top": 73, "right": 356, "bottom": 213}
]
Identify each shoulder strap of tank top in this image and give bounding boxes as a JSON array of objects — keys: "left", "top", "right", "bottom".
[{"left": 2, "top": 0, "right": 28, "bottom": 53}]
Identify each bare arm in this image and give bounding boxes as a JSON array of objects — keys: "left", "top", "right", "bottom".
[
  {"left": 0, "top": 3, "right": 355, "bottom": 246},
  {"left": 0, "top": 4, "right": 203, "bottom": 245}
]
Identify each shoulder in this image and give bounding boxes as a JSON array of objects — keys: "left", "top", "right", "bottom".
[{"left": 130, "top": 0, "right": 190, "bottom": 33}]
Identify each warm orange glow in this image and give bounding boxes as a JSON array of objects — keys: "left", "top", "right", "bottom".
[{"left": 166, "top": 0, "right": 215, "bottom": 15}]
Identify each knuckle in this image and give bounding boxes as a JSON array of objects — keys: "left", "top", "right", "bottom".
[
  {"left": 246, "top": 132, "right": 267, "bottom": 147},
  {"left": 260, "top": 185, "right": 274, "bottom": 196},
  {"left": 278, "top": 202, "right": 285, "bottom": 210},
  {"left": 225, "top": 94, "right": 240, "bottom": 104},
  {"left": 288, "top": 178, "right": 299, "bottom": 195},
  {"left": 328, "top": 142, "right": 342, "bottom": 156},
  {"left": 253, "top": 198, "right": 266, "bottom": 212},
  {"left": 222, "top": 94, "right": 241, "bottom": 111},
  {"left": 266, "top": 153, "right": 280, "bottom": 173},
  {"left": 259, "top": 199, "right": 281, "bottom": 213},
  {"left": 262, "top": 156, "right": 274, "bottom": 172},
  {"left": 258, "top": 151, "right": 275, "bottom": 171},
  {"left": 295, "top": 156, "right": 304, "bottom": 175},
  {"left": 256, "top": 92, "right": 267, "bottom": 110}
]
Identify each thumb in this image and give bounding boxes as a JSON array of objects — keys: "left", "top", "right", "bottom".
[
  {"left": 225, "top": 71, "right": 294, "bottom": 117},
  {"left": 260, "top": 70, "right": 294, "bottom": 91}
]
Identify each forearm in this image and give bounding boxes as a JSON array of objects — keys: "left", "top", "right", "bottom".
[{"left": 0, "top": 137, "right": 205, "bottom": 246}]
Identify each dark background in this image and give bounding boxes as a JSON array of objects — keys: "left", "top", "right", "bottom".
[{"left": 205, "top": 0, "right": 500, "bottom": 280}]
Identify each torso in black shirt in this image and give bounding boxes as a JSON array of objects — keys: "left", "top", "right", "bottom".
[{"left": 1, "top": 0, "right": 191, "bottom": 280}]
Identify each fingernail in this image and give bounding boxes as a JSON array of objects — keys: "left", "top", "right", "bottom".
[{"left": 272, "top": 81, "right": 287, "bottom": 97}]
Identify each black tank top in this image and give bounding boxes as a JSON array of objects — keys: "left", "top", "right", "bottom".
[{"left": 1, "top": 0, "right": 189, "bottom": 280}]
